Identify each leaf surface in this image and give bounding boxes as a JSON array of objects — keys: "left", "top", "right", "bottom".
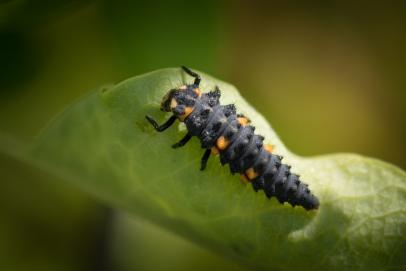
[{"left": 30, "top": 68, "right": 406, "bottom": 271}]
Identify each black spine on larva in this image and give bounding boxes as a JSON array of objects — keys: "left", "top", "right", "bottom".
[{"left": 182, "top": 87, "right": 319, "bottom": 210}]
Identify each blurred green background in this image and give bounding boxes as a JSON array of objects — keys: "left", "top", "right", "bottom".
[{"left": 0, "top": 1, "right": 405, "bottom": 270}]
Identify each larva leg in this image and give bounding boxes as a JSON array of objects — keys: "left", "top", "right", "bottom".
[
  {"left": 200, "top": 149, "right": 211, "bottom": 171},
  {"left": 172, "top": 133, "right": 192, "bottom": 148},
  {"left": 145, "top": 115, "right": 177, "bottom": 132},
  {"left": 181, "top": 66, "right": 201, "bottom": 87}
]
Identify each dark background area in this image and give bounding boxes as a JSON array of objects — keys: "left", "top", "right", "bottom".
[{"left": 0, "top": 1, "right": 405, "bottom": 270}]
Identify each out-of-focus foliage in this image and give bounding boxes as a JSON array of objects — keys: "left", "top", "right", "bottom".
[{"left": 16, "top": 68, "right": 404, "bottom": 270}]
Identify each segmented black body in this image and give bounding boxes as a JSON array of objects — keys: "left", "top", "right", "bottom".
[{"left": 146, "top": 67, "right": 319, "bottom": 210}]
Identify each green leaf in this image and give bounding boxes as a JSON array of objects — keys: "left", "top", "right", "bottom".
[{"left": 24, "top": 68, "right": 406, "bottom": 270}]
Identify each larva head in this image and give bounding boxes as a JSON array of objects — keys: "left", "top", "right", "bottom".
[
  {"left": 160, "top": 85, "right": 200, "bottom": 120},
  {"left": 160, "top": 88, "right": 178, "bottom": 112}
]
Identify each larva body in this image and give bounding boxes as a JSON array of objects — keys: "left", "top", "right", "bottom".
[{"left": 146, "top": 67, "right": 319, "bottom": 210}]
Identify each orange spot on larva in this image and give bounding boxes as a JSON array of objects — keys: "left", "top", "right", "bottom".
[
  {"left": 193, "top": 87, "right": 201, "bottom": 96},
  {"left": 179, "top": 106, "right": 194, "bottom": 121},
  {"left": 237, "top": 117, "right": 250, "bottom": 126},
  {"left": 216, "top": 136, "right": 230, "bottom": 150},
  {"left": 245, "top": 168, "right": 258, "bottom": 180},
  {"left": 211, "top": 147, "right": 219, "bottom": 155},
  {"left": 264, "top": 144, "right": 274, "bottom": 153}
]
